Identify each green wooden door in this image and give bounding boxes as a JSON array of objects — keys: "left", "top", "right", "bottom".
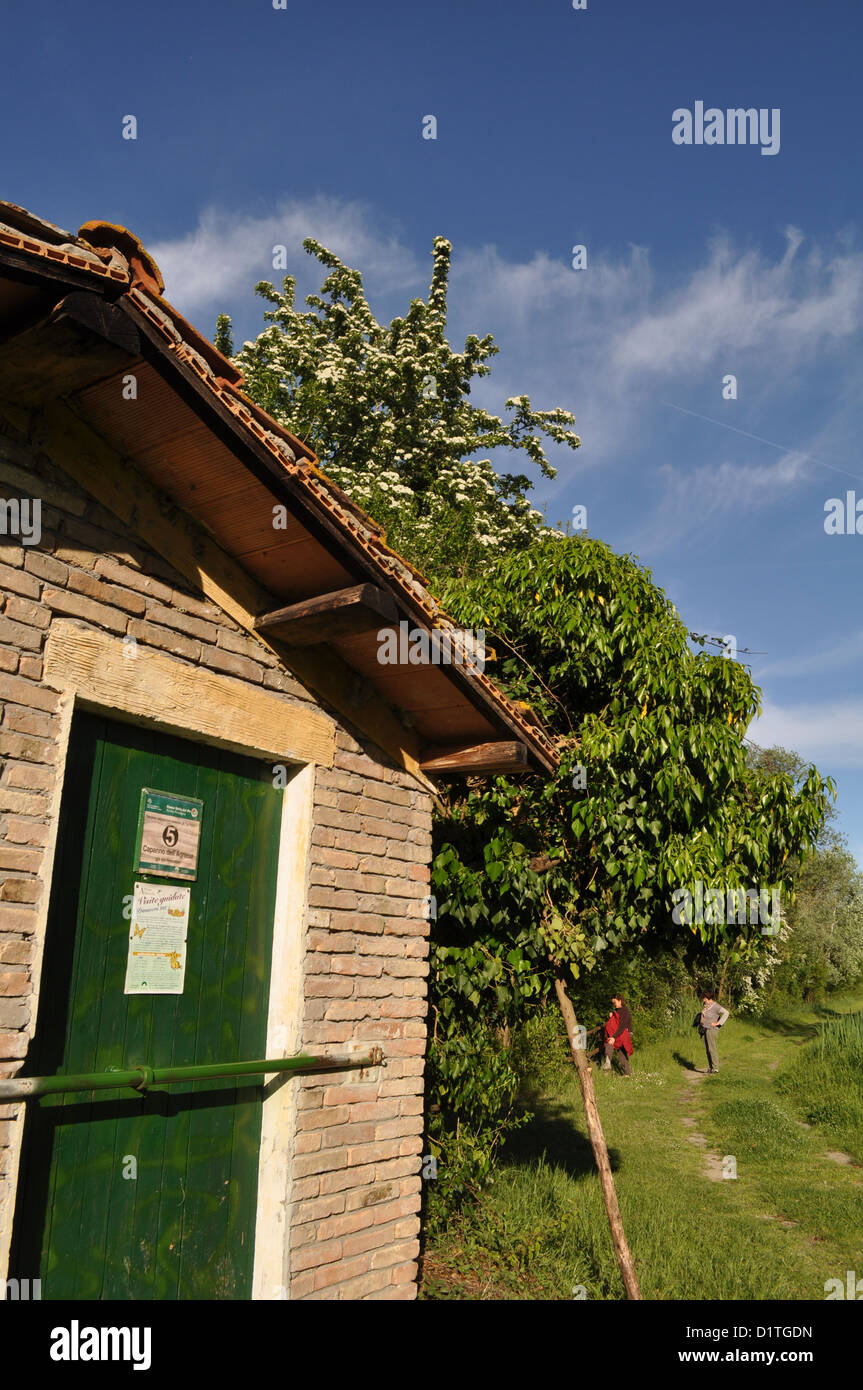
[{"left": 10, "top": 711, "right": 282, "bottom": 1300}]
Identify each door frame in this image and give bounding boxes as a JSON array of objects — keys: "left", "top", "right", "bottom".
[{"left": 2, "top": 623, "right": 331, "bottom": 1299}]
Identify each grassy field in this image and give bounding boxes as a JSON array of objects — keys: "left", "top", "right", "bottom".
[{"left": 419, "top": 995, "right": 863, "bottom": 1299}]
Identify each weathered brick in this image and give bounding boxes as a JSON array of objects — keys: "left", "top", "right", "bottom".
[
  {"left": 216, "top": 626, "right": 270, "bottom": 662},
  {"left": 345, "top": 1181, "right": 396, "bottom": 1212},
  {"left": 94, "top": 557, "right": 173, "bottom": 603},
  {"left": 318, "top": 1163, "right": 376, "bottom": 1195},
  {"left": 315, "top": 847, "right": 360, "bottom": 872},
  {"left": 324, "top": 1121, "right": 376, "bottom": 1148},
  {"left": 374, "top": 1116, "right": 424, "bottom": 1142},
  {"left": 0, "top": 538, "right": 24, "bottom": 565},
  {"left": 314, "top": 1253, "right": 371, "bottom": 1291},
  {"left": 262, "top": 668, "right": 309, "bottom": 700},
  {"left": 389, "top": 1260, "right": 419, "bottom": 1286},
  {"left": 2, "top": 707, "right": 57, "bottom": 739},
  {"left": 0, "top": 907, "right": 37, "bottom": 936},
  {"left": 0, "top": 998, "right": 28, "bottom": 1028},
  {"left": 342, "top": 1223, "right": 399, "bottom": 1259},
  {"left": 41, "top": 587, "right": 127, "bottom": 635},
  {"left": 334, "top": 1267, "right": 393, "bottom": 1299},
  {"left": 2, "top": 818, "right": 49, "bottom": 847},
  {"left": 369, "top": 1238, "right": 420, "bottom": 1270},
  {"left": 0, "top": 731, "right": 53, "bottom": 763},
  {"left": 290, "top": 1221, "right": 319, "bottom": 1248},
  {"left": 323, "top": 1001, "right": 374, "bottom": 1021},
  {"left": 331, "top": 830, "right": 386, "bottom": 857},
  {"left": 4, "top": 597, "right": 51, "bottom": 631},
  {"left": 0, "top": 672, "right": 59, "bottom": 713},
  {"left": 323, "top": 913, "right": 383, "bottom": 937},
  {"left": 291, "top": 1176, "right": 321, "bottom": 1201},
  {"left": 295, "top": 1105, "right": 350, "bottom": 1132},
  {"left": 66, "top": 568, "right": 147, "bottom": 615},
  {"left": 0, "top": 789, "right": 47, "bottom": 816},
  {"left": 144, "top": 602, "right": 219, "bottom": 644},
  {"left": 315, "top": 1208, "right": 375, "bottom": 1242},
  {"left": 302, "top": 1022, "right": 354, "bottom": 1045},
  {"left": 170, "top": 590, "right": 223, "bottom": 622},
  {"left": 294, "top": 1130, "right": 322, "bottom": 1155},
  {"left": 0, "top": 940, "right": 32, "bottom": 964},
  {"left": 292, "top": 1193, "right": 346, "bottom": 1224},
  {"left": 378, "top": 1281, "right": 416, "bottom": 1300},
  {"left": 291, "top": 1237, "right": 342, "bottom": 1273},
  {"left": 288, "top": 1270, "right": 316, "bottom": 1299},
  {"left": 198, "top": 646, "right": 264, "bottom": 683},
  {"left": 308, "top": 888, "right": 359, "bottom": 911},
  {"left": 0, "top": 880, "right": 41, "bottom": 904},
  {"left": 23, "top": 550, "right": 67, "bottom": 585},
  {"left": 380, "top": 999, "right": 426, "bottom": 1019},
  {"left": 371, "top": 1196, "right": 421, "bottom": 1226},
  {"left": 292, "top": 1146, "right": 348, "bottom": 1180},
  {"left": 329, "top": 955, "right": 381, "bottom": 978},
  {"left": 0, "top": 648, "right": 17, "bottom": 673},
  {"left": 3, "top": 761, "right": 53, "bottom": 791},
  {"left": 353, "top": 977, "right": 400, "bottom": 999},
  {"left": 0, "top": 561, "right": 40, "bottom": 600},
  {"left": 345, "top": 1099, "right": 400, "bottom": 1124},
  {"left": 0, "top": 1031, "right": 27, "bottom": 1059},
  {"left": 17, "top": 656, "right": 42, "bottom": 681},
  {"left": 126, "top": 619, "right": 199, "bottom": 662},
  {"left": 304, "top": 977, "right": 353, "bottom": 999},
  {"left": 0, "top": 971, "right": 29, "bottom": 996},
  {"left": 358, "top": 936, "right": 407, "bottom": 957}
]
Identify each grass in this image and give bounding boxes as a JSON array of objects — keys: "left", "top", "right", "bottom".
[
  {"left": 420, "top": 994, "right": 863, "bottom": 1300},
  {"left": 775, "top": 1010, "right": 863, "bottom": 1162}
]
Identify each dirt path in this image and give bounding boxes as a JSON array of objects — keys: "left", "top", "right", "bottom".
[{"left": 678, "top": 1069, "right": 725, "bottom": 1180}]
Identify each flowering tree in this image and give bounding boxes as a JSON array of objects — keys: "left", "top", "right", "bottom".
[{"left": 219, "top": 236, "right": 581, "bottom": 579}]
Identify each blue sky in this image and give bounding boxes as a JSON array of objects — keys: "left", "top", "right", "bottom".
[{"left": 4, "top": 0, "right": 863, "bottom": 861}]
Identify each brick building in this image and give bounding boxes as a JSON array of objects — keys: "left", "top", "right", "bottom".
[{"left": 0, "top": 202, "right": 556, "bottom": 1300}]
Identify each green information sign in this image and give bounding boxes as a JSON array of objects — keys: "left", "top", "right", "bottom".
[{"left": 135, "top": 788, "right": 203, "bottom": 881}]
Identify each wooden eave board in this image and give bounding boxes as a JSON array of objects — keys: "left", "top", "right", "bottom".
[
  {"left": 331, "top": 646, "right": 501, "bottom": 741},
  {"left": 72, "top": 368, "right": 361, "bottom": 601}
]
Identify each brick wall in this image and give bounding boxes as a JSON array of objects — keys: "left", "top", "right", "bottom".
[{"left": 0, "top": 410, "right": 431, "bottom": 1299}]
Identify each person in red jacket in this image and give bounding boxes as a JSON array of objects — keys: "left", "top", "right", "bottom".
[{"left": 602, "top": 994, "right": 633, "bottom": 1076}]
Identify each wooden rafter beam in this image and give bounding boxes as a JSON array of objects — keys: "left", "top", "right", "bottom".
[
  {"left": 255, "top": 583, "right": 398, "bottom": 646},
  {"left": 419, "top": 741, "right": 529, "bottom": 775}
]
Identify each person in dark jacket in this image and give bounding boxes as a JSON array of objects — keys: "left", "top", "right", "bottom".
[{"left": 602, "top": 994, "right": 633, "bottom": 1076}]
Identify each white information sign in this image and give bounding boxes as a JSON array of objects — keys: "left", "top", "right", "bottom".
[{"left": 124, "top": 882, "right": 190, "bottom": 995}]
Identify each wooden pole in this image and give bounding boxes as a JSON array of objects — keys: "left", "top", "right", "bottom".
[{"left": 554, "top": 978, "right": 642, "bottom": 1300}]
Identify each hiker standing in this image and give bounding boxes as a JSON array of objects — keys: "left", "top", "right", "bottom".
[
  {"left": 698, "top": 989, "right": 729, "bottom": 1074},
  {"left": 602, "top": 994, "right": 633, "bottom": 1076}
]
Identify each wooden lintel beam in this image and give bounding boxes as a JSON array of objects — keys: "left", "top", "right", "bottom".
[
  {"left": 255, "top": 583, "right": 398, "bottom": 645},
  {"left": 420, "top": 741, "right": 530, "bottom": 775}
]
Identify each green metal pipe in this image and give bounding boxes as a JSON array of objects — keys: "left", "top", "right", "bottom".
[{"left": 0, "top": 1047, "right": 384, "bottom": 1102}]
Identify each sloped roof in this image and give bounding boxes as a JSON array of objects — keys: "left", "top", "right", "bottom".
[{"left": 0, "top": 202, "right": 558, "bottom": 779}]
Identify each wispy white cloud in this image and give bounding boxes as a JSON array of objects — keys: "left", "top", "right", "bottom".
[
  {"left": 749, "top": 699, "right": 863, "bottom": 769},
  {"left": 149, "top": 198, "right": 422, "bottom": 317},
  {"left": 148, "top": 201, "right": 863, "bottom": 519}
]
